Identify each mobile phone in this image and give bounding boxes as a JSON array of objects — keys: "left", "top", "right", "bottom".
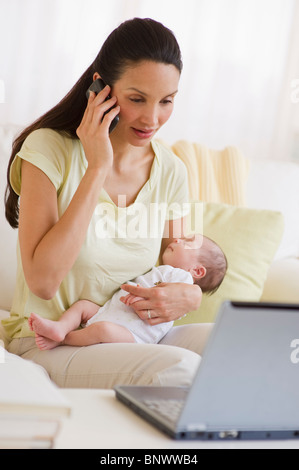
[{"left": 86, "top": 78, "right": 119, "bottom": 133}]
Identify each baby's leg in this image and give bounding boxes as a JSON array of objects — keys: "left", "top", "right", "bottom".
[
  {"left": 29, "top": 300, "right": 99, "bottom": 343},
  {"left": 63, "top": 321, "right": 135, "bottom": 347}
]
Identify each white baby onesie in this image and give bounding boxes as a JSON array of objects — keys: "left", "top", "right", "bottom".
[{"left": 85, "top": 265, "right": 193, "bottom": 344}]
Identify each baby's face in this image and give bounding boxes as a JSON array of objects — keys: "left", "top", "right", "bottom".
[{"left": 162, "top": 235, "right": 203, "bottom": 271}]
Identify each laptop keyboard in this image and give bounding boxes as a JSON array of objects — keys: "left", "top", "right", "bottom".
[{"left": 142, "top": 399, "right": 184, "bottom": 423}]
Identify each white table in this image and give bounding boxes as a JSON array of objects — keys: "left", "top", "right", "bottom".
[{"left": 54, "top": 389, "right": 299, "bottom": 450}]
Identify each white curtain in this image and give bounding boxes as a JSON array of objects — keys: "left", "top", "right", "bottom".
[{"left": 0, "top": 0, "right": 298, "bottom": 161}]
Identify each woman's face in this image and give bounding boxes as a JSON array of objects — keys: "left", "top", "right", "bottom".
[{"left": 109, "top": 60, "right": 180, "bottom": 147}]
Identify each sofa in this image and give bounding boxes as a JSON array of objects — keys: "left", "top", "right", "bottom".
[{"left": 1, "top": 123, "right": 299, "bottom": 351}]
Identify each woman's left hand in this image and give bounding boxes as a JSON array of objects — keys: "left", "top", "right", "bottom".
[{"left": 120, "top": 283, "right": 202, "bottom": 325}]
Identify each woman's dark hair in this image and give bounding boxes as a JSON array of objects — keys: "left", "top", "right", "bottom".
[{"left": 5, "top": 18, "right": 183, "bottom": 228}]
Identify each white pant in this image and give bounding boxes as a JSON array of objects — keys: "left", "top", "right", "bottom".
[{"left": 7, "top": 323, "right": 213, "bottom": 389}]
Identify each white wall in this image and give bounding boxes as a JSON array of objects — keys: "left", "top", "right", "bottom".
[{"left": 0, "top": 0, "right": 298, "bottom": 161}]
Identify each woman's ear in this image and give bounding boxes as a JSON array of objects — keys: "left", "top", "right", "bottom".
[
  {"left": 190, "top": 265, "right": 206, "bottom": 280},
  {"left": 93, "top": 72, "right": 102, "bottom": 81}
]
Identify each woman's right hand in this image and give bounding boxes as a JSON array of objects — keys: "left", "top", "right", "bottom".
[{"left": 76, "top": 86, "right": 120, "bottom": 171}]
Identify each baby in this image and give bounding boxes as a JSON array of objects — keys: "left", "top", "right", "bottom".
[{"left": 29, "top": 234, "right": 227, "bottom": 349}]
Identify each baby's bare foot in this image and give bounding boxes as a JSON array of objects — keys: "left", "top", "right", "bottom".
[
  {"left": 29, "top": 313, "right": 65, "bottom": 342},
  {"left": 35, "top": 333, "right": 60, "bottom": 351}
]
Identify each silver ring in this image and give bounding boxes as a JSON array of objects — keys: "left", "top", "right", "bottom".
[{"left": 147, "top": 309, "right": 151, "bottom": 319}]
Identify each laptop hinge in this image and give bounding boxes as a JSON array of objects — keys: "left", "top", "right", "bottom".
[{"left": 185, "top": 423, "right": 207, "bottom": 432}]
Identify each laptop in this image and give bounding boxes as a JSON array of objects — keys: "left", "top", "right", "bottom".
[{"left": 115, "top": 301, "right": 299, "bottom": 440}]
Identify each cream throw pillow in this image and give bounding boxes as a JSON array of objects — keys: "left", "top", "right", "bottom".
[{"left": 175, "top": 202, "right": 284, "bottom": 325}]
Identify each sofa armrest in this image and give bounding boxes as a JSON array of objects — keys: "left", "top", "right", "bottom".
[{"left": 261, "top": 258, "right": 299, "bottom": 304}]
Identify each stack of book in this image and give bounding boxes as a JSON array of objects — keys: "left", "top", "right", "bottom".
[{"left": 0, "top": 346, "right": 71, "bottom": 448}]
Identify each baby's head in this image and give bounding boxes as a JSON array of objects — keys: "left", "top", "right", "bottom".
[{"left": 162, "top": 234, "right": 227, "bottom": 295}]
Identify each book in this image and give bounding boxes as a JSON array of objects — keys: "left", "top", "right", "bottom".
[
  {"left": 0, "top": 348, "right": 71, "bottom": 418},
  {"left": 0, "top": 346, "right": 71, "bottom": 448},
  {"left": 0, "top": 416, "right": 60, "bottom": 449},
  {"left": 0, "top": 415, "right": 60, "bottom": 439},
  {"left": 0, "top": 437, "right": 54, "bottom": 449}
]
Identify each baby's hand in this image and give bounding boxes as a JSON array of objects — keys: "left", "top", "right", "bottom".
[{"left": 121, "top": 293, "right": 144, "bottom": 306}]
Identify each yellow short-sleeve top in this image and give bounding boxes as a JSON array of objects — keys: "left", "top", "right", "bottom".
[{"left": 3, "top": 128, "right": 189, "bottom": 339}]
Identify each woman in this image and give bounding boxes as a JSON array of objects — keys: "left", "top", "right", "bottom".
[{"left": 3, "top": 18, "right": 212, "bottom": 388}]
